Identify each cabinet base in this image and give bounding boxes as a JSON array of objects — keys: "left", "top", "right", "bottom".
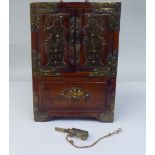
[{"left": 34, "top": 112, "right": 114, "bottom": 123}]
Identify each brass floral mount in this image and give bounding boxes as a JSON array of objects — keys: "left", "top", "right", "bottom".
[{"left": 59, "top": 87, "right": 89, "bottom": 101}]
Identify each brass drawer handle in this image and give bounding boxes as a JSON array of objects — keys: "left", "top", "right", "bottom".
[{"left": 59, "top": 87, "right": 89, "bottom": 101}]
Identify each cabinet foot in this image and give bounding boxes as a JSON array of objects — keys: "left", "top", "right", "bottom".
[
  {"left": 34, "top": 112, "right": 51, "bottom": 122},
  {"left": 96, "top": 111, "right": 114, "bottom": 122}
]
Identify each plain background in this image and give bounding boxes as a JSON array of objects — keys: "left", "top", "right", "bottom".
[{"left": 10, "top": 0, "right": 146, "bottom": 155}]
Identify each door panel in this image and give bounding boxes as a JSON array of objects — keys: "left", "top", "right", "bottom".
[
  {"left": 75, "top": 8, "right": 114, "bottom": 73},
  {"left": 37, "top": 8, "right": 76, "bottom": 75}
]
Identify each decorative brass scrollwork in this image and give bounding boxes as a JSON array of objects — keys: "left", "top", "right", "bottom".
[
  {"left": 44, "top": 14, "right": 68, "bottom": 68},
  {"left": 91, "top": 2, "right": 121, "bottom": 31},
  {"left": 59, "top": 87, "right": 89, "bottom": 101},
  {"left": 89, "top": 49, "right": 118, "bottom": 77},
  {"left": 83, "top": 15, "right": 106, "bottom": 66}
]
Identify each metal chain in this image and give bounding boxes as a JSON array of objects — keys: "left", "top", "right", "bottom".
[{"left": 66, "top": 128, "right": 122, "bottom": 149}]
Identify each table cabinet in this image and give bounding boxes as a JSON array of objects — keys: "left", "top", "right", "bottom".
[{"left": 30, "top": 1, "right": 121, "bottom": 122}]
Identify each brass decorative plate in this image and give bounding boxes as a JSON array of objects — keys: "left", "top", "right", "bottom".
[{"left": 59, "top": 87, "right": 89, "bottom": 101}]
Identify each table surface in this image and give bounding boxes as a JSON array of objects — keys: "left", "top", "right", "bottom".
[{"left": 10, "top": 81, "right": 145, "bottom": 155}]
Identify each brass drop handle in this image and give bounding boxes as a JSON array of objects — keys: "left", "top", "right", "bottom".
[{"left": 59, "top": 87, "right": 89, "bottom": 101}]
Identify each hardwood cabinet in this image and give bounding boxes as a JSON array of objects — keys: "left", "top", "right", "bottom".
[{"left": 30, "top": 2, "right": 121, "bottom": 122}]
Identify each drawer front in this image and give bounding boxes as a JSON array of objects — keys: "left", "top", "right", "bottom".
[{"left": 37, "top": 77, "right": 115, "bottom": 113}]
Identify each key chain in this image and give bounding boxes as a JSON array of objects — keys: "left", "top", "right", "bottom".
[{"left": 55, "top": 127, "right": 122, "bottom": 149}]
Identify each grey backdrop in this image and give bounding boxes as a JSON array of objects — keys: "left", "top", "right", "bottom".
[{"left": 10, "top": 0, "right": 146, "bottom": 82}]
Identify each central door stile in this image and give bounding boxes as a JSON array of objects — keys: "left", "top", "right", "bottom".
[{"left": 74, "top": 8, "right": 82, "bottom": 72}]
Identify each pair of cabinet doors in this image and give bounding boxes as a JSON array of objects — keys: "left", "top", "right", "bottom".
[{"left": 31, "top": 2, "right": 121, "bottom": 122}]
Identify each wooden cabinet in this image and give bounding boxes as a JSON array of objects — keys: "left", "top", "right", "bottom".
[{"left": 30, "top": 2, "right": 121, "bottom": 122}]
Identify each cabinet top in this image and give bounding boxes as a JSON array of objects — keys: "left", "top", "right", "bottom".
[{"left": 30, "top": 2, "right": 121, "bottom": 8}]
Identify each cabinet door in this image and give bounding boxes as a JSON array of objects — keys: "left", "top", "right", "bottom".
[
  {"left": 75, "top": 3, "right": 121, "bottom": 77},
  {"left": 31, "top": 3, "right": 75, "bottom": 76}
]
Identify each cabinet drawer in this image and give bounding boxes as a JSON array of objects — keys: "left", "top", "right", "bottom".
[{"left": 37, "top": 77, "right": 115, "bottom": 113}]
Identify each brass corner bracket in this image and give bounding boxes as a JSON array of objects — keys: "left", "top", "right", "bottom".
[{"left": 33, "top": 92, "right": 50, "bottom": 122}]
